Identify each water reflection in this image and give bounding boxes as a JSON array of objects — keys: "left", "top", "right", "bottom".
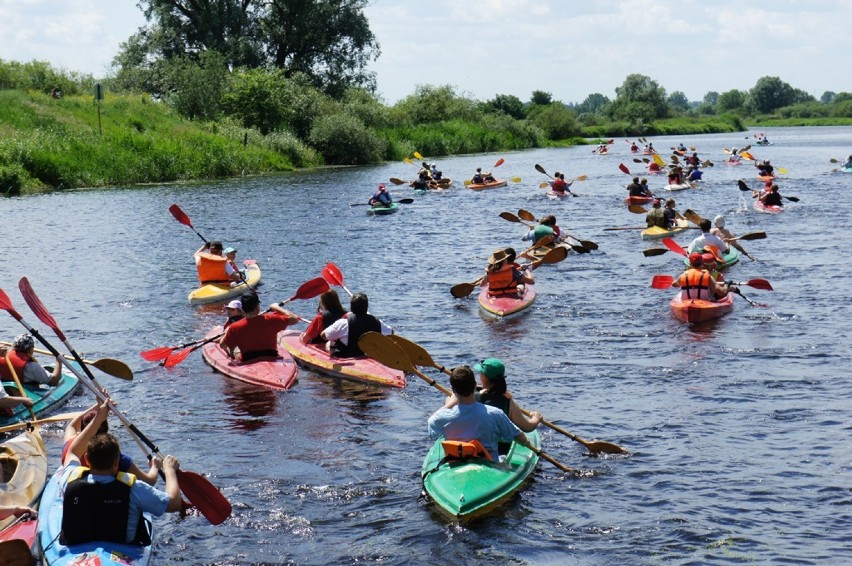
[{"left": 219, "top": 377, "right": 279, "bottom": 431}]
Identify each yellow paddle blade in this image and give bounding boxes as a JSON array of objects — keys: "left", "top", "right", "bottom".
[
  {"left": 574, "top": 175, "right": 588, "bottom": 181},
  {"left": 403, "top": 157, "right": 414, "bottom": 165},
  {"left": 463, "top": 179, "right": 472, "bottom": 186},
  {"left": 740, "top": 151, "right": 755, "bottom": 161},
  {"left": 539, "top": 182, "right": 550, "bottom": 188},
  {"left": 652, "top": 153, "right": 665, "bottom": 167},
  {"left": 413, "top": 151, "right": 423, "bottom": 160},
  {"left": 778, "top": 167, "right": 788, "bottom": 175},
  {"left": 511, "top": 177, "right": 522, "bottom": 182}
]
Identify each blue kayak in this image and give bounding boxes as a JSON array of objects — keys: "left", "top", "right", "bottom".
[
  {"left": 37, "top": 464, "right": 154, "bottom": 565},
  {"left": 1, "top": 365, "right": 79, "bottom": 427}
]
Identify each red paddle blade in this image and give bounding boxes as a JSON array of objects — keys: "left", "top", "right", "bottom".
[
  {"left": 493, "top": 158, "right": 505, "bottom": 168},
  {"left": 744, "top": 278, "right": 773, "bottom": 291},
  {"left": 177, "top": 470, "right": 232, "bottom": 525},
  {"left": 289, "top": 277, "right": 330, "bottom": 302},
  {"left": 168, "top": 204, "right": 193, "bottom": 227},
  {"left": 651, "top": 275, "right": 674, "bottom": 289},
  {"left": 321, "top": 262, "right": 344, "bottom": 287},
  {"left": 140, "top": 347, "right": 174, "bottom": 362},
  {"left": 19, "top": 277, "right": 66, "bottom": 340},
  {"left": 163, "top": 346, "right": 195, "bottom": 368},
  {"left": 661, "top": 238, "right": 687, "bottom": 256},
  {"left": 618, "top": 163, "right": 630, "bottom": 175},
  {"left": 0, "top": 288, "right": 21, "bottom": 319}
]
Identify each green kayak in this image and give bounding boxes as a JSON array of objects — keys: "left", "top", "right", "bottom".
[
  {"left": 683, "top": 246, "right": 741, "bottom": 271},
  {"left": 366, "top": 203, "right": 399, "bottom": 215},
  {"left": 421, "top": 430, "right": 540, "bottom": 520},
  {"left": 1, "top": 364, "right": 80, "bottom": 427}
]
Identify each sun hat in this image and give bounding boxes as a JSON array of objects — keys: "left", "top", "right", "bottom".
[
  {"left": 487, "top": 249, "right": 509, "bottom": 265},
  {"left": 473, "top": 358, "right": 505, "bottom": 381}
]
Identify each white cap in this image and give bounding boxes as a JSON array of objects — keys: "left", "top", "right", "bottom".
[
  {"left": 714, "top": 215, "right": 725, "bottom": 228},
  {"left": 225, "top": 300, "right": 243, "bottom": 310}
]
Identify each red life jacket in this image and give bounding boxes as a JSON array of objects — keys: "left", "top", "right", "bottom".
[
  {"left": 552, "top": 178, "right": 567, "bottom": 193},
  {"left": 0, "top": 350, "right": 29, "bottom": 381},
  {"left": 677, "top": 269, "right": 715, "bottom": 301},
  {"left": 487, "top": 264, "right": 519, "bottom": 297}
]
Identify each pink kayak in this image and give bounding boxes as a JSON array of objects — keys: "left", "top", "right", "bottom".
[
  {"left": 467, "top": 179, "right": 508, "bottom": 191},
  {"left": 753, "top": 200, "right": 783, "bottom": 214},
  {"left": 478, "top": 283, "right": 536, "bottom": 318},
  {"left": 278, "top": 330, "right": 406, "bottom": 389},
  {"left": 201, "top": 326, "right": 298, "bottom": 391},
  {"left": 669, "top": 293, "right": 734, "bottom": 323},
  {"left": 625, "top": 195, "right": 654, "bottom": 206}
]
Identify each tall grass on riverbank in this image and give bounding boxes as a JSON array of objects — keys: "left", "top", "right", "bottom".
[{"left": 0, "top": 90, "right": 320, "bottom": 194}]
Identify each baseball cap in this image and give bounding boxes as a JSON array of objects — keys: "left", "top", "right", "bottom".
[
  {"left": 225, "top": 300, "right": 243, "bottom": 310},
  {"left": 473, "top": 358, "right": 505, "bottom": 381},
  {"left": 223, "top": 247, "right": 236, "bottom": 255}
]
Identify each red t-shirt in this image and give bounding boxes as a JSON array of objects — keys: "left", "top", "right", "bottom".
[{"left": 221, "top": 312, "right": 294, "bottom": 355}]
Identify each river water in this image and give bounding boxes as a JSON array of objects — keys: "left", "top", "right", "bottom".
[{"left": 2, "top": 126, "right": 850, "bottom": 564}]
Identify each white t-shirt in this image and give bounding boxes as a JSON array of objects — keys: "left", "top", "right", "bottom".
[
  {"left": 688, "top": 233, "right": 728, "bottom": 255},
  {"left": 323, "top": 316, "right": 393, "bottom": 345}
]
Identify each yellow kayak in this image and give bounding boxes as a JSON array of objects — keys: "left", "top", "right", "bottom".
[
  {"left": 188, "top": 260, "right": 261, "bottom": 305},
  {"left": 641, "top": 218, "right": 690, "bottom": 241}
]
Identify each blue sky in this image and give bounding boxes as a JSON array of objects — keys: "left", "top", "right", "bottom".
[{"left": 1, "top": 0, "right": 849, "bottom": 105}]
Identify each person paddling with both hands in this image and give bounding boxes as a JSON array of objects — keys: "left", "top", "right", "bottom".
[
  {"left": 368, "top": 183, "right": 393, "bottom": 208},
  {"left": 711, "top": 215, "right": 753, "bottom": 260},
  {"left": 194, "top": 240, "right": 241, "bottom": 286},
  {"left": 550, "top": 172, "right": 575, "bottom": 197},
  {"left": 482, "top": 248, "right": 536, "bottom": 298},
  {"left": 687, "top": 219, "right": 730, "bottom": 261},
  {"left": 220, "top": 293, "right": 301, "bottom": 362},
  {"left": 671, "top": 253, "right": 734, "bottom": 302},
  {"left": 301, "top": 289, "right": 347, "bottom": 345},
  {"left": 0, "top": 333, "right": 62, "bottom": 386},
  {"left": 321, "top": 292, "right": 393, "bottom": 358}
]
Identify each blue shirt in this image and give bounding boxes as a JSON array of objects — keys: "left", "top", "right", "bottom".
[
  {"left": 60, "top": 462, "right": 171, "bottom": 543},
  {"left": 428, "top": 402, "right": 522, "bottom": 458}
]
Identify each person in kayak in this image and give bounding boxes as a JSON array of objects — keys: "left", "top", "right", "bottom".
[
  {"left": 427, "top": 366, "right": 534, "bottom": 462},
  {"left": 676, "top": 143, "right": 687, "bottom": 152},
  {"left": 301, "top": 289, "right": 348, "bottom": 345},
  {"left": 687, "top": 219, "right": 729, "bottom": 257},
  {"left": 550, "top": 172, "right": 574, "bottom": 196},
  {"left": 663, "top": 198, "right": 684, "bottom": 229},
  {"left": 321, "top": 292, "right": 393, "bottom": 358},
  {"left": 630, "top": 141, "right": 639, "bottom": 153},
  {"left": 222, "top": 247, "right": 245, "bottom": 284},
  {"left": 843, "top": 156, "right": 852, "bottom": 169},
  {"left": 0, "top": 383, "right": 34, "bottom": 412},
  {"left": 521, "top": 215, "right": 556, "bottom": 247},
  {"left": 430, "top": 163, "right": 442, "bottom": 180},
  {"left": 194, "top": 240, "right": 231, "bottom": 285},
  {"left": 62, "top": 397, "right": 162, "bottom": 486},
  {"left": 626, "top": 176, "right": 645, "bottom": 196},
  {"left": 685, "top": 152, "right": 701, "bottom": 167},
  {"left": 0, "top": 334, "right": 62, "bottom": 386},
  {"left": 482, "top": 248, "right": 535, "bottom": 298},
  {"left": 728, "top": 148, "right": 740, "bottom": 163},
  {"left": 368, "top": 183, "right": 393, "bottom": 207},
  {"left": 220, "top": 293, "right": 300, "bottom": 362},
  {"left": 647, "top": 161, "right": 662, "bottom": 173},
  {"left": 60, "top": 432, "right": 182, "bottom": 546},
  {"left": 758, "top": 184, "right": 784, "bottom": 207},
  {"left": 711, "top": 215, "right": 753, "bottom": 260},
  {"left": 646, "top": 199, "right": 666, "bottom": 228},
  {"left": 756, "top": 160, "right": 774, "bottom": 176},
  {"left": 671, "top": 253, "right": 732, "bottom": 301},
  {"left": 223, "top": 299, "right": 244, "bottom": 329},
  {"left": 686, "top": 165, "right": 703, "bottom": 182},
  {"left": 667, "top": 166, "right": 684, "bottom": 185}
]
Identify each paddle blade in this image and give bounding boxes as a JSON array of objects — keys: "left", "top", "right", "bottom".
[
  {"left": 534, "top": 163, "right": 548, "bottom": 176},
  {"left": 541, "top": 246, "right": 568, "bottom": 264},
  {"left": 628, "top": 205, "right": 647, "bottom": 214},
  {"left": 163, "top": 346, "right": 195, "bottom": 368},
  {"left": 511, "top": 177, "right": 522, "bottom": 183},
  {"left": 784, "top": 196, "right": 800, "bottom": 203},
  {"left": 585, "top": 439, "right": 630, "bottom": 456},
  {"left": 397, "top": 198, "right": 414, "bottom": 204},
  {"left": 92, "top": 358, "right": 133, "bottom": 380},
  {"left": 653, "top": 153, "right": 665, "bottom": 167},
  {"left": 177, "top": 470, "right": 232, "bottom": 525},
  {"left": 683, "top": 209, "right": 704, "bottom": 225},
  {"left": 738, "top": 232, "right": 767, "bottom": 241},
  {"left": 661, "top": 238, "right": 687, "bottom": 256},
  {"left": 574, "top": 175, "right": 588, "bottom": 181},
  {"left": 744, "top": 278, "right": 773, "bottom": 291},
  {"left": 388, "top": 177, "right": 407, "bottom": 185},
  {"left": 413, "top": 151, "right": 423, "bottom": 160},
  {"left": 577, "top": 239, "right": 598, "bottom": 251},
  {"left": 387, "top": 335, "right": 442, "bottom": 371},
  {"left": 493, "top": 158, "right": 505, "bottom": 168},
  {"left": 450, "top": 282, "right": 477, "bottom": 299},
  {"left": 321, "top": 263, "right": 345, "bottom": 287},
  {"left": 168, "top": 204, "right": 193, "bottom": 227},
  {"left": 737, "top": 180, "right": 752, "bottom": 191},
  {"left": 643, "top": 248, "right": 669, "bottom": 257},
  {"left": 618, "top": 163, "right": 631, "bottom": 175},
  {"left": 358, "top": 332, "right": 415, "bottom": 373},
  {"left": 0, "top": 539, "right": 32, "bottom": 565},
  {"left": 0, "top": 288, "right": 22, "bottom": 319},
  {"left": 517, "top": 209, "right": 536, "bottom": 222},
  {"left": 288, "top": 277, "right": 329, "bottom": 302},
  {"left": 19, "top": 277, "right": 65, "bottom": 340},
  {"left": 403, "top": 157, "right": 414, "bottom": 165},
  {"left": 651, "top": 275, "right": 674, "bottom": 289},
  {"left": 141, "top": 347, "right": 174, "bottom": 362},
  {"left": 539, "top": 182, "right": 550, "bottom": 188},
  {"left": 499, "top": 211, "right": 521, "bottom": 223}
]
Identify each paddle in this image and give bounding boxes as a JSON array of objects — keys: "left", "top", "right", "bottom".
[
  {"left": 387, "top": 334, "right": 628, "bottom": 456},
  {"left": 6, "top": 354, "right": 34, "bottom": 420},
  {"left": 618, "top": 163, "right": 631, "bottom": 175},
  {"left": 162, "top": 277, "right": 328, "bottom": 367},
  {"left": 0, "top": 410, "right": 83, "bottom": 434},
  {"left": 322, "top": 262, "right": 352, "bottom": 297},
  {"left": 413, "top": 151, "right": 424, "bottom": 160},
  {"left": 628, "top": 204, "right": 647, "bottom": 214},
  {"left": 388, "top": 177, "right": 408, "bottom": 185},
  {"left": 642, "top": 248, "right": 670, "bottom": 257},
  {"left": 3, "top": 282, "right": 231, "bottom": 525},
  {"left": 651, "top": 274, "right": 773, "bottom": 291},
  {"left": 661, "top": 237, "right": 687, "bottom": 256},
  {"left": 534, "top": 164, "right": 552, "bottom": 179},
  {"left": 603, "top": 226, "right": 647, "bottom": 231},
  {"left": 0, "top": 341, "right": 133, "bottom": 380},
  {"left": 351, "top": 198, "right": 414, "bottom": 207},
  {"left": 169, "top": 204, "right": 208, "bottom": 244},
  {"left": 499, "top": 211, "right": 584, "bottom": 253},
  {"left": 357, "top": 332, "right": 581, "bottom": 474},
  {"left": 731, "top": 232, "right": 767, "bottom": 241},
  {"left": 517, "top": 209, "right": 598, "bottom": 251},
  {"left": 728, "top": 286, "right": 768, "bottom": 307},
  {"left": 738, "top": 180, "right": 800, "bottom": 202},
  {"left": 449, "top": 245, "right": 567, "bottom": 299}
]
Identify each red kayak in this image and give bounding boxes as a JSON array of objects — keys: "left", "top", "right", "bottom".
[
  {"left": 467, "top": 179, "right": 508, "bottom": 191},
  {"left": 478, "top": 283, "right": 536, "bottom": 318},
  {"left": 201, "top": 326, "right": 298, "bottom": 391},
  {"left": 278, "top": 330, "right": 406, "bottom": 389},
  {"left": 625, "top": 195, "right": 654, "bottom": 206},
  {"left": 753, "top": 200, "right": 783, "bottom": 214},
  {"left": 757, "top": 174, "right": 775, "bottom": 183},
  {"left": 669, "top": 293, "right": 734, "bottom": 323}
]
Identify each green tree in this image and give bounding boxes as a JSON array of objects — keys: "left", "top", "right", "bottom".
[
  {"left": 667, "top": 91, "right": 690, "bottom": 112},
  {"left": 530, "top": 90, "right": 552, "bottom": 106},
  {"left": 392, "top": 85, "right": 480, "bottom": 125},
  {"left": 749, "top": 76, "right": 813, "bottom": 114},
  {"left": 608, "top": 74, "right": 669, "bottom": 120},
  {"left": 162, "top": 51, "right": 228, "bottom": 120},
  {"left": 716, "top": 89, "right": 747, "bottom": 113},
  {"left": 703, "top": 91, "right": 719, "bottom": 106},
  {"left": 485, "top": 94, "right": 525, "bottom": 119},
  {"left": 576, "top": 93, "right": 610, "bottom": 115},
  {"left": 527, "top": 103, "right": 578, "bottom": 140},
  {"left": 820, "top": 91, "right": 836, "bottom": 104}
]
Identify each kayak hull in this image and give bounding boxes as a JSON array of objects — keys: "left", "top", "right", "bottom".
[
  {"left": 188, "top": 260, "right": 261, "bottom": 305},
  {"left": 37, "top": 464, "right": 153, "bottom": 566},
  {"left": 278, "top": 330, "right": 406, "bottom": 389},
  {"left": 467, "top": 179, "right": 507, "bottom": 191},
  {"left": 367, "top": 203, "right": 399, "bottom": 215},
  {"left": 670, "top": 293, "right": 734, "bottom": 323},
  {"left": 546, "top": 190, "right": 568, "bottom": 199},
  {"left": 683, "top": 247, "right": 741, "bottom": 271},
  {"left": 478, "top": 284, "right": 536, "bottom": 318},
  {"left": 0, "top": 367, "right": 80, "bottom": 427},
  {"left": 421, "top": 430, "right": 540, "bottom": 520},
  {"left": 753, "top": 200, "right": 783, "bottom": 214},
  {"left": 664, "top": 182, "right": 694, "bottom": 192},
  {"left": 757, "top": 174, "right": 775, "bottom": 183},
  {"left": 625, "top": 195, "right": 654, "bottom": 206},
  {"left": 0, "top": 428, "right": 47, "bottom": 547},
  {"left": 641, "top": 218, "right": 690, "bottom": 241},
  {"left": 201, "top": 326, "right": 298, "bottom": 391}
]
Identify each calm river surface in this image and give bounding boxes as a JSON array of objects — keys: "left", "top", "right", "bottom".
[{"left": 2, "top": 126, "right": 850, "bottom": 564}]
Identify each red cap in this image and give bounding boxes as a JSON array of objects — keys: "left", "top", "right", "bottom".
[{"left": 688, "top": 252, "right": 703, "bottom": 266}]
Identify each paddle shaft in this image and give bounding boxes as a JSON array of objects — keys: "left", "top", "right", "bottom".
[
  {"left": 2, "top": 341, "right": 117, "bottom": 370},
  {"left": 5, "top": 355, "right": 35, "bottom": 419}
]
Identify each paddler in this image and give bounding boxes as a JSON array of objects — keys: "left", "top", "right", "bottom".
[
  {"left": 671, "top": 253, "right": 733, "bottom": 301},
  {"left": 481, "top": 248, "right": 535, "bottom": 298},
  {"left": 368, "top": 183, "right": 393, "bottom": 207},
  {"left": 0, "top": 333, "right": 62, "bottom": 386},
  {"left": 550, "top": 172, "right": 575, "bottom": 197},
  {"left": 757, "top": 184, "right": 784, "bottom": 207},
  {"left": 646, "top": 199, "right": 666, "bottom": 228},
  {"left": 301, "top": 290, "right": 347, "bottom": 345},
  {"left": 711, "top": 215, "right": 754, "bottom": 260},
  {"left": 220, "top": 293, "right": 300, "bottom": 362},
  {"left": 521, "top": 215, "right": 557, "bottom": 247},
  {"left": 194, "top": 240, "right": 229, "bottom": 285},
  {"left": 687, "top": 219, "right": 729, "bottom": 257},
  {"left": 223, "top": 299, "right": 245, "bottom": 329},
  {"left": 321, "top": 293, "right": 393, "bottom": 358},
  {"left": 663, "top": 198, "right": 684, "bottom": 229},
  {"left": 223, "top": 247, "right": 245, "bottom": 284}
]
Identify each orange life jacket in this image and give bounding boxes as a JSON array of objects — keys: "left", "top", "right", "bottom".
[
  {"left": 677, "top": 269, "right": 715, "bottom": 301},
  {"left": 440, "top": 439, "right": 493, "bottom": 461},
  {"left": 0, "top": 349, "right": 30, "bottom": 382},
  {"left": 487, "top": 264, "right": 519, "bottom": 297},
  {"left": 195, "top": 253, "right": 229, "bottom": 285}
]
